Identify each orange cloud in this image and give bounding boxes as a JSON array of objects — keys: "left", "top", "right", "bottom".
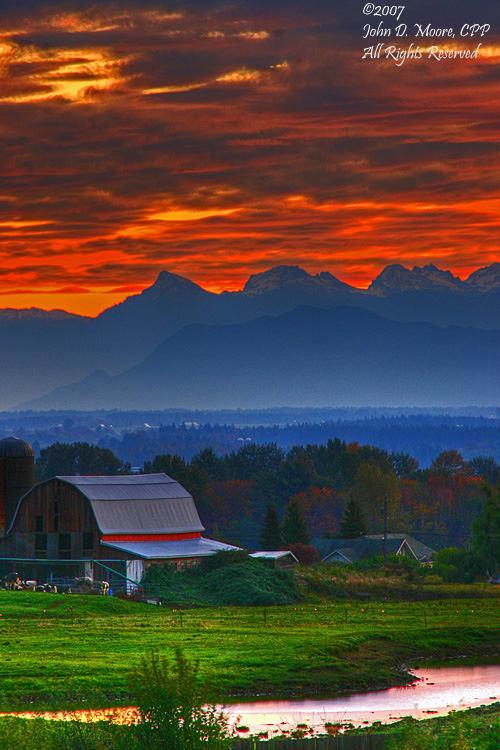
[{"left": 0, "top": 1, "right": 495, "bottom": 314}]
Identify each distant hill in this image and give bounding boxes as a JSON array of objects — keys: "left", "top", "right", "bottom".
[
  {"left": 5, "top": 262, "right": 500, "bottom": 410},
  {"left": 19, "top": 305, "right": 500, "bottom": 410}
]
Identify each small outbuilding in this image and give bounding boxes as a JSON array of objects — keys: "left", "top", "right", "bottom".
[{"left": 250, "top": 550, "right": 298, "bottom": 570}]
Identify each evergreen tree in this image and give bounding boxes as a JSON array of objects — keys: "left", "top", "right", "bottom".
[
  {"left": 471, "top": 485, "right": 500, "bottom": 573},
  {"left": 260, "top": 503, "right": 282, "bottom": 550},
  {"left": 282, "top": 499, "right": 310, "bottom": 546},
  {"left": 339, "top": 498, "right": 366, "bottom": 539}
]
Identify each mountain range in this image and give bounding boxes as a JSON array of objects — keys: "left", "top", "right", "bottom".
[
  {"left": 6, "top": 261, "right": 500, "bottom": 410},
  {"left": 21, "top": 305, "right": 500, "bottom": 410}
]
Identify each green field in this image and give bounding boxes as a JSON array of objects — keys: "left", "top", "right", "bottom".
[{"left": 1, "top": 589, "right": 500, "bottom": 710}]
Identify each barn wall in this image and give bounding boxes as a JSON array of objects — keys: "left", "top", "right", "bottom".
[{"left": 0, "top": 479, "right": 102, "bottom": 560}]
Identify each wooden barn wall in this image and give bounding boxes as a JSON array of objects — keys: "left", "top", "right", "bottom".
[{"left": 0, "top": 479, "right": 103, "bottom": 560}]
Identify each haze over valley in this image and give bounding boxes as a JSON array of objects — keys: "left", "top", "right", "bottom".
[{"left": 4, "top": 262, "right": 500, "bottom": 411}]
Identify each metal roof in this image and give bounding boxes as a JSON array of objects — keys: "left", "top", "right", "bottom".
[
  {"left": 54, "top": 474, "right": 203, "bottom": 535},
  {"left": 101, "top": 537, "right": 240, "bottom": 559},
  {"left": 56, "top": 473, "right": 190, "bottom": 500},
  {"left": 250, "top": 551, "right": 298, "bottom": 562},
  {"left": 320, "top": 534, "right": 436, "bottom": 563}
]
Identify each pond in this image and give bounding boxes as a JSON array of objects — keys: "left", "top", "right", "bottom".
[
  {"left": 225, "top": 661, "right": 500, "bottom": 736},
  {"left": 4, "top": 662, "right": 500, "bottom": 738}
]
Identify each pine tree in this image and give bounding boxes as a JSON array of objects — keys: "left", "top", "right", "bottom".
[
  {"left": 339, "top": 498, "right": 366, "bottom": 539},
  {"left": 282, "top": 499, "right": 310, "bottom": 546},
  {"left": 260, "top": 503, "right": 283, "bottom": 550}
]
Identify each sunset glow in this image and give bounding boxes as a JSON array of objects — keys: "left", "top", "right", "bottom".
[{"left": 0, "top": 1, "right": 498, "bottom": 315}]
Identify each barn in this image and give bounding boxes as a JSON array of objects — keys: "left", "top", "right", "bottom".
[{"left": 0, "top": 437, "right": 238, "bottom": 589}]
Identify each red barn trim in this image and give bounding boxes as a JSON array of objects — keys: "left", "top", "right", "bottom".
[{"left": 101, "top": 531, "right": 202, "bottom": 543}]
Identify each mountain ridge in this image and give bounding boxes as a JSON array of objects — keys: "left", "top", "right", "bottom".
[
  {"left": 2, "top": 261, "right": 500, "bottom": 410},
  {"left": 18, "top": 304, "right": 500, "bottom": 411}
]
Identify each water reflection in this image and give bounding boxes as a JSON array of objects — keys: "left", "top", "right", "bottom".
[{"left": 3, "top": 664, "right": 500, "bottom": 737}]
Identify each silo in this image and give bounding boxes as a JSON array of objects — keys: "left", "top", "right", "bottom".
[{"left": 0, "top": 436, "right": 35, "bottom": 535}]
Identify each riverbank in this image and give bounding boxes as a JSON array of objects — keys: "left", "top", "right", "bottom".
[{"left": 2, "top": 591, "right": 500, "bottom": 710}]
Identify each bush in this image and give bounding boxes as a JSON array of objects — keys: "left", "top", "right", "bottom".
[
  {"left": 289, "top": 544, "right": 320, "bottom": 566},
  {"left": 142, "top": 558, "right": 302, "bottom": 606},
  {"left": 189, "top": 550, "right": 250, "bottom": 576},
  {"left": 129, "top": 650, "right": 231, "bottom": 750},
  {"left": 434, "top": 547, "right": 485, "bottom": 584}
]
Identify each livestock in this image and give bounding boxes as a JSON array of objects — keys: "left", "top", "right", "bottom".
[
  {"left": 4, "top": 572, "right": 21, "bottom": 590},
  {"left": 23, "top": 580, "right": 37, "bottom": 591},
  {"left": 71, "top": 576, "right": 95, "bottom": 594}
]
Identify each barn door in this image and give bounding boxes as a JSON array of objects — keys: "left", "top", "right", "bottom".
[{"left": 126, "top": 559, "right": 144, "bottom": 594}]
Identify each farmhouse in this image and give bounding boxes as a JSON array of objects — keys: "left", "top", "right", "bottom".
[
  {"left": 315, "top": 534, "right": 436, "bottom": 564},
  {"left": 0, "top": 436, "right": 238, "bottom": 587}
]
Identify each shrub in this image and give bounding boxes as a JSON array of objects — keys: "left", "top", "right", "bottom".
[
  {"left": 129, "top": 650, "right": 231, "bottom": 750},
  {"left": 142, "top": 557, "right": 302, "bottom": 607},
  {"left": 289, "top": 544, "right": 321, "bottom": 566},
  {"left": 189, "top": 550, "right": 250, "bottom": 576}
]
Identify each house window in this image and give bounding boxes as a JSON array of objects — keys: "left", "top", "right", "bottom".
[
  {"left": 35, "top": 515, "right": 43, "bottom": 533},
  {"left": 35, "top": 534, "right": 47, "bottom": 558},
  {"left": 59, "top": 533, "right": 71, "bottom": 560},
  {"left": 82, "top": 533, "right": 93, "bottom": 556}
]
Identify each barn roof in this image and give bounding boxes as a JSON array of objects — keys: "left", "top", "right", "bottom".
[
  {"left": 7, "top": 473, "right": 205, "bottom": 536},
  {"left": 101, "top": 537, "right": 239, "bottom": 559},
  {"left": 56, "top": 474, "right": 204, "bottom": 535}
]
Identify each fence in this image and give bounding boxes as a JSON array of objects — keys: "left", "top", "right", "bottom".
[
  {"left": 231, "top": 735, "right": 388, "bottom": 749},
  {"left": 0, "top": 557, "right": 139, "bottom": 596}
]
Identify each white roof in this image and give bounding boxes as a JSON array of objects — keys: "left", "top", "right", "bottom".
[
  {"left": 101, "top": 537, "right": 240, "bottom": 560},
  {"left": 250, "top": 550, "right": 298, "bottom": 561}
]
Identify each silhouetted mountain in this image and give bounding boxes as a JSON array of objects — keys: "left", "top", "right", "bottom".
[
  {"left": 6, "top": 263, "right": 500, "bottom": 410},
  {"left": 466, "top": 263, "right": 500, "bottom": 293},
  {"left": 19, "top": 306, "right": 500, "bottom": 411},
  {"left": 368, "top": 264, "right": 466, "bottom": 296},
  {"left": 242, "top": 265, "right": 356, "bottom": 296}
]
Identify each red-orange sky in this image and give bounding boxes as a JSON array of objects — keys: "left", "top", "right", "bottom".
[{"left": 0, "top": 0, "right": 499, "bottom": 315}]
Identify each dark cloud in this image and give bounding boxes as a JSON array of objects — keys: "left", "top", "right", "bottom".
[{"left": 0, "top": 0, "right": 497, "bottom": 311}]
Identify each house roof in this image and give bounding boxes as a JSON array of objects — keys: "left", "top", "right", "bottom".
[
  {"left": 8, "top": 473, "right": 205, "bottom": 536},
  {"left": 327, "top": 547, "right": 359, "bottom": 563},
  {"left": 250, "top": 551, "right": 299, "bottom": 562},
  {"left": 101, "top": 537, "right": 239, "bottom": 560},
  {"left": 317, "top": 534, "right": 436, "bottom": 563}
]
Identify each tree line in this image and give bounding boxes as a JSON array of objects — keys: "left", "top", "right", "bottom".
[{"left": 35, "top": 439, "right": 500, "bottom": 553}]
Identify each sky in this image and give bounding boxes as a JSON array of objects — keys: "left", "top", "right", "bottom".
[{"left": 0, "top": 0, "right": 499, "bottom": 315}]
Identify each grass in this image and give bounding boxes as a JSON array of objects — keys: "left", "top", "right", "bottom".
[
  {"left": 380, "top": 703, "right": 500, "bottom": 749},
  {"left": 1, "top": 588, "right": 500, "bottom": 710}
]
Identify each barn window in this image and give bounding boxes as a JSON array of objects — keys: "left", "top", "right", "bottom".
[
  {"left": 35, "top": 534, "right": 47, "bottom": 558},
  {"left": 59, "top": 533, "right": 71, "bottom": 560},
  {"left": 83, "top": 533, "right": 93, "bottom": 556},
  {"left": 35, "top": 515, "right": 43, "bottom": 533}
]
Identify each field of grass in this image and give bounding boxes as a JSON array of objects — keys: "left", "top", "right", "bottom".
[
  {"left": 382, "top": 703, "right": 500, "bottom": 749},
  {"left": 1, "top": 589, "right": 500, "bottom": 710}
]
